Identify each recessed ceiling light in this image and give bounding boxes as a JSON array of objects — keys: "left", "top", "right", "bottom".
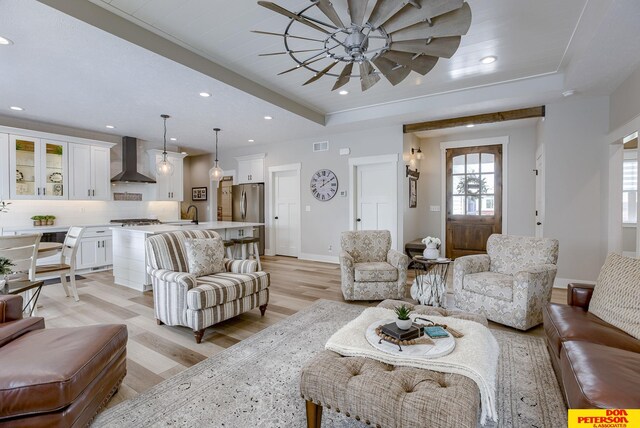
[
  {"left": 9, "top": 106, "right": 24, "bottom": 111},
  {"left": 0, "top": 36, "right": 13, "bottom": 45},
  {"left": 170, "top": 137, "right": 177, "bottom": 141},
  {"left": 264, "top": 116, "right": 273, "bottom": 120},
  {"left": 248, "top": 139, "right": 255, "bottom": 143},
  {"left": 339, "top": 90, "right": 349, "bottom": 95},
  {"left": 105, "top": 125, "right": 115, "bottom": 129},
  {"left": 181, "top": 151, "right": 188, "bottom": 155},
  {"left": 466, "top": 124, "right": 475, "bottom": 128},
  {"left": 562, "top": 89, "right": 576, "bottom": 97},
  {"left": 480, "top": 56, "right": 497, "bottom": 64},
  {"left": 199, "top": 92, "right": 211, "bottom": 97}
]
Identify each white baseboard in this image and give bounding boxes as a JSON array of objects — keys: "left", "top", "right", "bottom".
[
  {"left": 265, "top": 248, "right": 275, "bottom": 256},
  {"left": 623, "top": 251, "right": 636, "bottom": 257},
  {"left": 298, "top": 252, "right": 339, "bottom": 264},
  {"left": 553, "top": 277, "right": 596, "bottom": 289}
]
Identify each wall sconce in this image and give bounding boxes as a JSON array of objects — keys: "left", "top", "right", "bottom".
[
  {"left": 406, "top": 147, "right": 421, "bottom": 178},
  {"left": 411, "top": 147, "right": 423, "bottom": 160}
]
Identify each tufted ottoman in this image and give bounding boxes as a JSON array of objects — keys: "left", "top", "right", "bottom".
[{"left": 299, "top": 300, "right": 487, "bottom": 428}]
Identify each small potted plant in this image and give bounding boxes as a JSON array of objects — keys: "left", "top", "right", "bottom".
[
  {"left": 44, "top": 215, "right": 56, "bottom": 226},
  {"left": 0, "top": 199, "right": 10, "bottom": 213},
  {"left": 31, "top": 215, "right": 43, "bottom": 226},
  {"left": 0, "top": 257, "right": 14, "bottom": 293},
  {"left": 421, "top": 236, "right": 441, "bottom": 259},
  {"left": 394, "top": 304, "right": 413, "bottom": 330}
]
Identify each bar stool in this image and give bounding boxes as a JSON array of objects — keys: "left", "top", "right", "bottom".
[
  {"left": 231, "top": 237, "right": 261, "bottom": 270},
  {"left": 222, "top": 240, "right": 235, "bottom": 259}
]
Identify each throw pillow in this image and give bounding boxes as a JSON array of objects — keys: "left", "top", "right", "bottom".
[
  {"left": 589, "top": 253, "right": 640, "bottom": 340},
  {"left": 184, "top": 238, "right": 224, "bottom": 277}
]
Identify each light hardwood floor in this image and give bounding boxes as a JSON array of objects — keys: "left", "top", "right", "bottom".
[{"left": 35, "top": 256, "right": 565, "bottom": 408}]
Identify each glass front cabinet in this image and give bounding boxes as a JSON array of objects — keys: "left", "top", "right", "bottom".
[{"left": 9, "top": 135, "right": 68, "bottom": 200}]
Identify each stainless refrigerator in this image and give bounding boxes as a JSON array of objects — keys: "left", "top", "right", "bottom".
[{"left": 232, "top": 183, "right": 265, "bottom": 255}]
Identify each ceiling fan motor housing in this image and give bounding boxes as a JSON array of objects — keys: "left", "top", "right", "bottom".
[{"left": 345, "top": 28, "right": 368, "bottom": 59}]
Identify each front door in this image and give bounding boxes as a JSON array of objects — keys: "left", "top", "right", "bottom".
[
  {"left": 355, "top": 162, "right": 396, "bottom": 247},
  {"left": 446, "top": 145, "right": 503, "bottom": 259}
]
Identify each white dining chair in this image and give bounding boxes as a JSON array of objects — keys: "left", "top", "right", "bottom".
[
  {"left": 0, "top": 234, "right": 41, "bottom": 313},
  {"left": 35, "top": 227, "right": 85, "bottom": 302}
]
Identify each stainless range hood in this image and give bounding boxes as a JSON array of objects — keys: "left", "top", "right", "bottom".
[{"left": 111, "top": 136, "right": 156, "bottom": 183}]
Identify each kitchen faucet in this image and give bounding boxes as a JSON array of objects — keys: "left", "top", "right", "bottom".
[{"left": 186, "top": 205, "right": 199, "bottom": 225}]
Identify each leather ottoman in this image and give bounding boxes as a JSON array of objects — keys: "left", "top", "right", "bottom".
[
  {"left": 300, "top": 301, "right": 487, "bottom": 428},
  {"left": 0, "top": 295, "right": 127, "bottom": 428}
]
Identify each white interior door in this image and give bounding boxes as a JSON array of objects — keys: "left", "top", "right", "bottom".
[
  {"left": 356, "top": 162, "right": 396, "bottom": 246},
  {"left": 535, "top": 149, "right": 545, "bottom": 237},
  {"left": 274, "top": 170, "right": 299, "bottom": 257}
]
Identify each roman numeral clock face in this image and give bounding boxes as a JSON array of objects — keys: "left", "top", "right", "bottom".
[{"left": 310, "top": 169, "right": 338, "bottom": 201}]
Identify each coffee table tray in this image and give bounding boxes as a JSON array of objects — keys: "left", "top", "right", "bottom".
[{"left": 365, "top": 319, "right": 455, "bottom": 358}]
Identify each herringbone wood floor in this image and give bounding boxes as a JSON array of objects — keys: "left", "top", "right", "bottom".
[{"left": 35, "top": 256, "right": 565, "bottom": 409}]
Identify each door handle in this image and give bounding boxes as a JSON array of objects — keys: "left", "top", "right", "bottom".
[
  {"left": 37, "top": 188, "right": 40, "bottom": 196},
  {"left": 356, "top": 218, "right": 361, "bottom": 222},
  {"left": 536, "top": 222, "right": 542, "bottom": 226},
  {"left": 88, "top": 189, "right": 91, "bottom": 197},
  {"left": 43, "top": 188, "right": 46, "bottom": 196},
  {"left": 275, "top": 216, "right": 278, "bottom": 220},
  {"left": 92, "top": 189, "right": 95, "bottom": 197}
]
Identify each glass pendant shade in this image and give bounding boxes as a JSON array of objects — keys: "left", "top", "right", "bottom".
[
  {"left": 209, "top": 162, "right": 224, "bottom": 181},
  {"left": 156, "top": 114, "right": 174, "bottom": 176},
  {"left": 157, "top": 154, "right": 174, "bottom": 176}
]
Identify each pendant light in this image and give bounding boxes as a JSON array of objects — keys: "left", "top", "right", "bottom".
[
  {"left": 209, "top": 127, "right": 224, "bottom": 181},
  {"left": 156, "top": 114, "right": 174, "bottom": 176}
]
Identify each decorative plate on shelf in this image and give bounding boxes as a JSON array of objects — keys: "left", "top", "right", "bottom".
[
  {"left": 16, "top": 170, "right": 23, "bottom": 182},
  {"left": 48, "top": 172, "right": 63, "bottom": 183}
]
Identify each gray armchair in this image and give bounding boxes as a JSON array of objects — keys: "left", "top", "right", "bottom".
[
  {"left": 453, "top": 234, "right": 559, "bottom": 330},
  {"left": 340, "top": 230, "right": 409, "bottom": 301}
]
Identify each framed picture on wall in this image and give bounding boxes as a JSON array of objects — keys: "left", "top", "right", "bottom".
[
  {"left": 192, "top": 187, "right": 207, "bottom": 201},
  {"left": 409, "top": 177, "right": 417, "bottom": 208}
]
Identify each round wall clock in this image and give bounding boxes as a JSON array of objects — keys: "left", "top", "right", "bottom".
[{"left": 310, "top": 169, "right": 338, "bottom": 201}]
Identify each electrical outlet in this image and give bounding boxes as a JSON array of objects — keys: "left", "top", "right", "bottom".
[
  {"left": 430, "top": 205, "right": 441, "bottom": 212},
  {"left": 328, "top": 244, "right": 333, "bottom": 252}
]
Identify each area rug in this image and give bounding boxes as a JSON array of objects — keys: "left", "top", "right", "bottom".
[{"left": 94, "top": 300, "right": 567, "bottom": 428}]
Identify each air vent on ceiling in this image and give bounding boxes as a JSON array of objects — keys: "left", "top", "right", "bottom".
[{"left": 313, "top": 141, "right": 329, "bottom": 152}]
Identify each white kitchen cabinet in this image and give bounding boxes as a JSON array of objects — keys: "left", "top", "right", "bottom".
[
  {"left": 76, "top": 226, "right": 113, "bottom": 270},
  {"left": 69, "top": 144, "right": 111, "bottom": 200},
  {"left": 9, "top": 135, "right": 68, "bottom": 200},
  {"left": 0, "top": 134, "right": 8, "bottom": 200},
  {"left": 236, "top": 153, "right": 265, "bottom": 184},
  {"left": 148, "top": 150, "right": 186, "bottom": 201}
]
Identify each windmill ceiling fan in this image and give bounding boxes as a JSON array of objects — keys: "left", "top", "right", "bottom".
[{"left": 255, "top": 0, "right": 472, "bottom": 91}]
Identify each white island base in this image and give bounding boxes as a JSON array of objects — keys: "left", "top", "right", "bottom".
[{"left": 112, "top": 221, "right": 262, "bottom": 291}]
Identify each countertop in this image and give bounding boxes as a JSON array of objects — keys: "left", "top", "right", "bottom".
[
  {"left": 110, "top": 221, "right": 264, "bottom": 235},
  {"left": 2, "top": 224, "right": 114, "bottom": 233}
]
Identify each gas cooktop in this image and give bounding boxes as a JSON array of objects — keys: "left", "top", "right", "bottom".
[{"left": 110, "top": 218, "right": 162, "bottom": 227}]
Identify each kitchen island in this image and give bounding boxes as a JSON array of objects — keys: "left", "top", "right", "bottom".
[{"left": 111, "top": 221, "right": 263, "bottom": 291}]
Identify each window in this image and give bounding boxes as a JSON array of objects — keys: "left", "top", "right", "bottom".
[
  {"left": 623, "top": 157, "right": 637, "bottom": 224},
  {"left": 451, "top": 152, "right": 495, "bottom": 216}
]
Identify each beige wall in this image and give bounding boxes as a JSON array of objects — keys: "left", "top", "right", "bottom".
[
  {"left": 610, "top": 65, "right": 640, "bottom": 132},
  {"left": 413, "top": 123, "right": 538, "bottom": 243},
  {"left": 185, "top": 125, "right": 404, "bottom": 259},
  {"left": 537, "top": 96, "right": 610, "bottom": 283}
]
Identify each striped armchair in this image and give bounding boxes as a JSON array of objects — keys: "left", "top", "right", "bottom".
[{"left": 146, "top": 230, "right": 270, "bottom": 343}]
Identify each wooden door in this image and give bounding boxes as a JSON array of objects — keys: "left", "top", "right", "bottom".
[
  {"left": 446, "top": 145, "right": 502, "bottom": 259},
  {"left": 274, "top": 170, "right": 299, "bottom": 257},
  {"left": 355, "top": 162, "right": 396, "bottom": 247}
]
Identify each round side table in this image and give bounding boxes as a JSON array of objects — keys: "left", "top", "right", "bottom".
[{"left": 411, "top": 257, "right": 452, "bottom": 308}]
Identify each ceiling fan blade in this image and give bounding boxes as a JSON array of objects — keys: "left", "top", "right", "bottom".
[
  {"left": 258, "top": 1, "right": 331, "bottom": 34},
  {"left": 381, "top": 50, "right": 439, "bottom": 75},
  {"left": 332, "top": 62, "right": 354, "bottom": 90},
  {"left": 277, "top": 57, "right": 326, "bottom": 75},
  {"left": 315, "top": 0, "right": 346, "bottom": 28},
  {"left": 259, "top": 48, "right": 325, "bottom": 56},
  {"left": 382, "top": 0, "right": 464, "bottom": 34},
  {"left": 251, "top": 30, "right": 326, "bottom": 43},
  {"left": 372, "top": 56, "right": 411, "bottom": 86},
  {"left": 390, "top": 3, "right": 471, "bottom": 41},
  {"left": 359, "top": 60, "right": 381, "bottom": 91},
  {"left": 303, "top": 61, "right": 340, "bottom": 85},
  {"left": 368, "top": 0, "right": 412, "bottom": 29},
  {"left": 390, "top": 36, "right": 461, "bottom": 58},
  {"left": 347, "top": 0, "right": 371, "bottom": 26}
]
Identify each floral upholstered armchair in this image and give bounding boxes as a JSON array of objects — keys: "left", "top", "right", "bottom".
[
  {"left": 340, "top": 230, "right": 409, "bottom": 301},
  {"left": 453, "top": 234, "right": 559, "bottom": 330}
]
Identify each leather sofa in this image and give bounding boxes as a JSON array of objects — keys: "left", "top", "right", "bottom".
[
  {"left": 543, "top": 283, "right": 640, "bottom": 408},
  {"left": 0, "top": 295, "right": 127, "bottom": 427}
]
